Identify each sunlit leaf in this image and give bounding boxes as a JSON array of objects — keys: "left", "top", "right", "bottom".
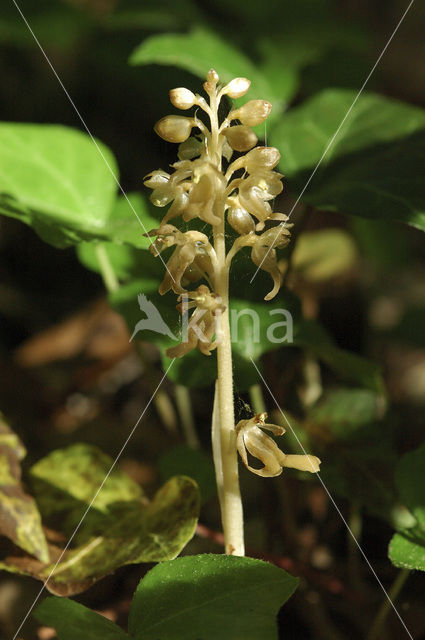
[
  {"left": 30, "top": 443, "right": 144, "bottom": 537},
  {"left": 389, "top": 526, "right": 425, "bottom": 572},
  {"left": 0, "top": 416, "right": 48, "bottom": 563},
  {"left": 129, "top": 555, "right": 298, "bottom": 640},
  {"left": 0, "top": 123, "right": 120, "bottom": 247},
  {"left": 0, "top": 443, "right": 199, "bottom": 595}
]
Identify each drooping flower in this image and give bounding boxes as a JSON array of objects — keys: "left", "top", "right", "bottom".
[
  {"left": 147, "top": 228, "right": 216, "bottom": 295},
  {"left": 236, "top": 413, "right": 321, "bottom": 477},
  {"left": 166, "top": 285, "right": 225, "bottom": 358}
]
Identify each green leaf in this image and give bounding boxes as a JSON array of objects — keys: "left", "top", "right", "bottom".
[
  {"left": 95, "top": 192, "right": 159, "bottom": 249},
  {"left": 30, "top": 443, "right": 144, "bottom": 535},
  {"left": 35, "top": 597, "right": 131, "bottom": 640},
  {"left": 270, "top": 90, "right": 425, "bottom": 230},
  {"left": 389, "top": 526, "right": 425, "bottom": 572},
  {"left": 395, "top": 442, "right": 425, "bottom": 527},
  {"left": 129, "top": 555, "right": 298, "bottom": 640},
  {"left": 76, "top": 194, "right": 160, "bottom": 276},
  {"left": 129, "top": 27, "right": 291, "bottom": 113},
  {"left": 0, "top": 123, "right": 121, "bottom": 247},
  {"left": 159, "top": 445, "right": 216, "bottom": 504},
  {"left": 0, "top": 443, "right": 199, "bottom": 595},
  {"left": 0, "top": 416, "right": 48, "bottom": 563},
  {"left": 388, "top": 442, "right": 425, "bottom": 571}
]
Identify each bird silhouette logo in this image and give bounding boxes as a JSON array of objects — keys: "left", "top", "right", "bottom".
[{"left": 130, "top": 294, "right": 177, "bottom": 342}]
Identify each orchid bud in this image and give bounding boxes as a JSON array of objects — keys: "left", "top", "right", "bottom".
[
  {"left": 245, "top": 146, "right": 281, "bottom": 171},
  {"left": 223, "top": 125, "right": 258, "bottom": 152},
  {"left": 203, "top": 69, "right": 219, "bottom": 95},
  {"left": 154, "top": 115, "right": 194, "bottom": 143},
  {"left": 206, "top": 69, "right": 219, "bottom": 84},
  {"left": 227, "top": 205, "right": 255, "bottom": 235},
  {"left": 223, "top": 77, "right": 251, "bottom": 99},
  {"left": 169, "top": 87, "right": 196, "bottom": 110},
  {"left": 230, "top": 100, "right": 272, "bottom": 127}
]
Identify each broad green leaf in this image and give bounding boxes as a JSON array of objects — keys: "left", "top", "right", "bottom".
[
  {"left": 271, "top": 90, "right": 425, "bottom": 230},
  {"left": 129, "top": 27, "right": 292, "bottom": 113},
  {"left": 388, "top": 443, "right": 425, "bottom": 571},
  {"left": 0, "top": 416, "right": 48, "bottom": 563},
  {"left": 129, "top": 555, "right": 298, "bottom": 640},
  {"left": 0, "top": 443, "right": 199, "bottom": 595},
  {"left": 95, "top": 192, "right": 159, "bottom": 249},
  {"left": 290, "top": 228, "right": 358, "bottom": 282},
  {"left": 159, "top": 445, "right": 216, "bottom": 504},
  {"left": 0, "top": 123, "right": 121, "bottom": 247},
  {"left": 389, "top": 526, "right": 425, "bottom": 572},
  {"left": 395, "top": 442, "right": 425, "bottom": 526},
  {"left": 35, "top": 597, "right": 131, "bottom": 640}
]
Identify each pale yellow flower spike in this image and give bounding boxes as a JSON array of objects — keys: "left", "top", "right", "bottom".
[{"left": 144, "top": 70, "right": 319, "bottom": 556}]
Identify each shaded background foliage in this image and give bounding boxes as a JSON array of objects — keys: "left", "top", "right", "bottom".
[{"left": 0, "top": 0, "right": 425, "bottom": 638}]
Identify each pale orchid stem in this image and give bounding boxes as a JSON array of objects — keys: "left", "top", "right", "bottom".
[{"left": 209, "top": 83, "right": 245, "bottom": 556}]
